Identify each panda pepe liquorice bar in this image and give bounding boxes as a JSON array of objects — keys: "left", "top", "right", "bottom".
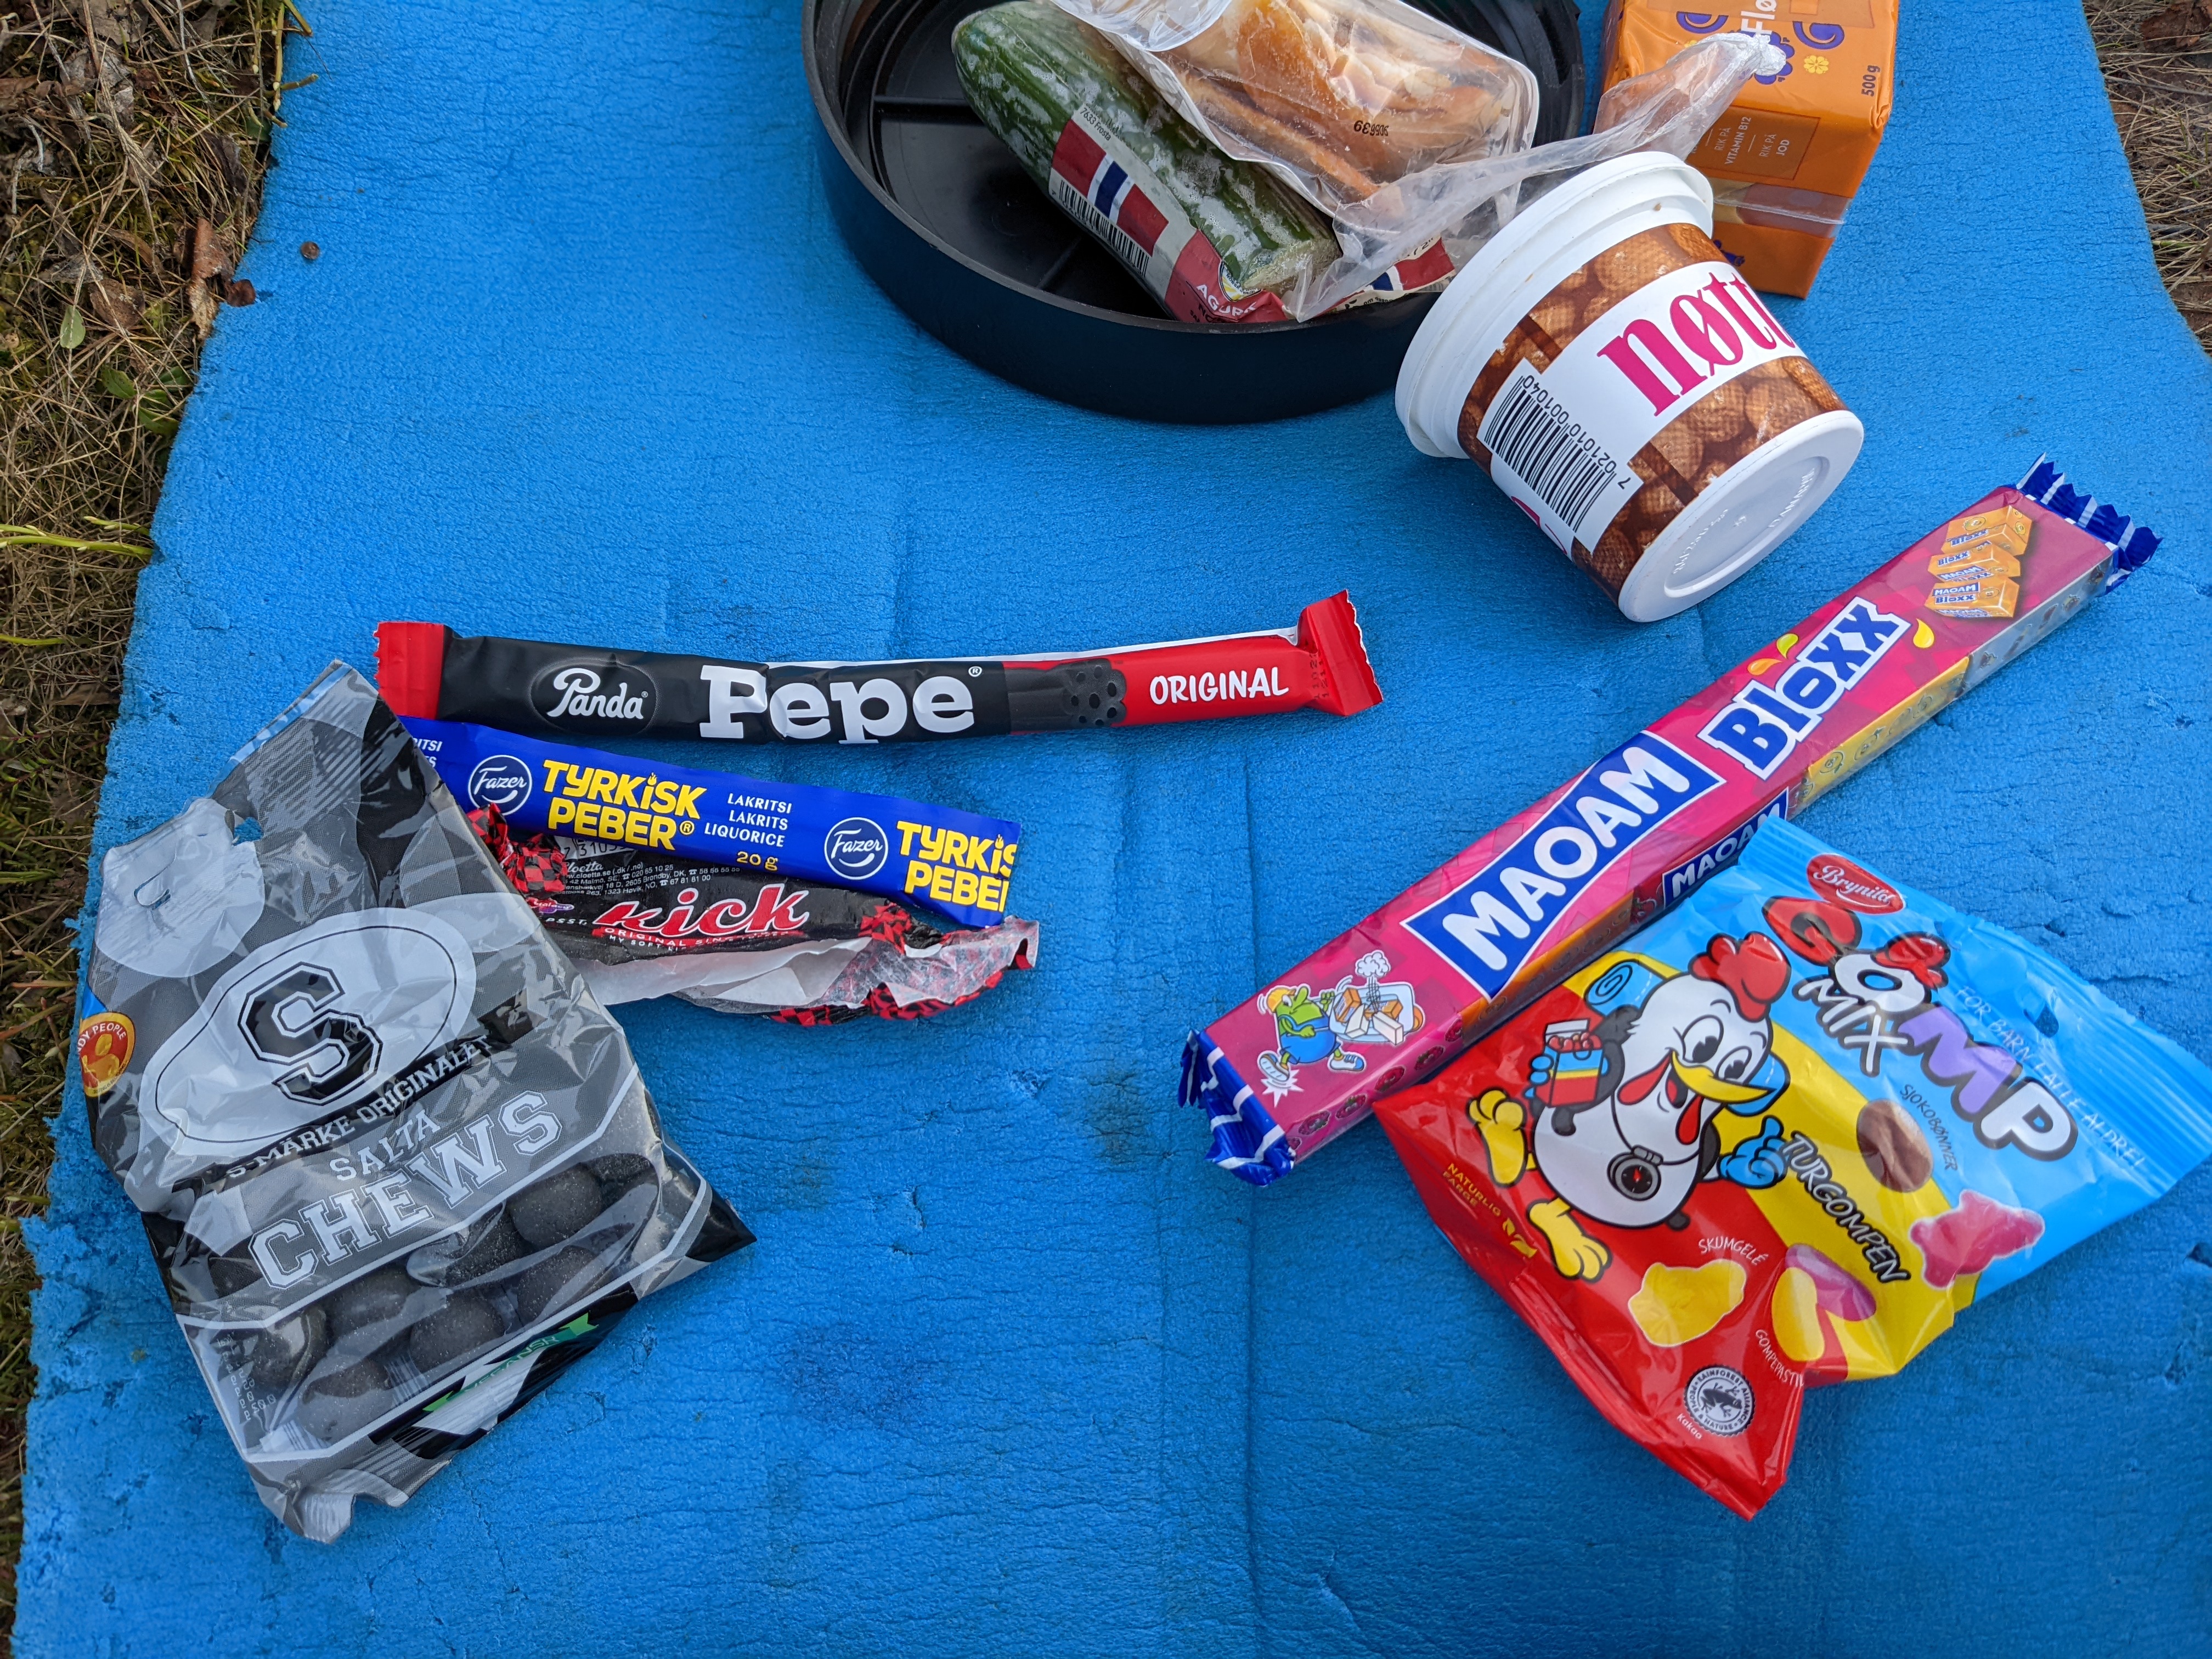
[
  {"left": 1182, "top": 460, "right": 2161, "bottom": 1186},
  {"left": 402, "top": 719, "right": 1022, "bottom": 932},
  {"left": 374, "top": 592, "right": 1381, "bottom": 747}
]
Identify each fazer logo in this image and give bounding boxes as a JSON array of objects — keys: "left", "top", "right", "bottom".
[
  {"left": 467, "top": 754, "right": 533, "bottom": 812},
  {"left": 824, "top": 817, "right": 890, "bottom": 881},
  {"left": 1807, "top": 854, "right": 1902, "bottom": 914},
  {"left": 531, "top": 662, "right": 658, "bottom": 733}
]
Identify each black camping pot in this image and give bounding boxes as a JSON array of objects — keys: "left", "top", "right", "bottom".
[{"left": 803, "top": 0, "right": 1584, "bottom": 424}]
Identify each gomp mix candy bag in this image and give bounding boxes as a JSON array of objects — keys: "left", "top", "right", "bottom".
[
  {"left": 1375, "top": 817, "right": 2212, "bottom": 1515},
  {"left": 78, "top": 667, "right": 752, "bottom": 1541}
]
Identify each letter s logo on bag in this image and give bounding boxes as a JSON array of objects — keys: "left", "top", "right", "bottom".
[
  {"left": 239, "top": 965, "right": 381, "bottom": 1103},
  {"left": 143, "top": 909, "right": 477, "bottom": 1162}
]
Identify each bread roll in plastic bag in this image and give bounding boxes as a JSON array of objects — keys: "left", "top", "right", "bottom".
[
  {"left": 1051, "top": 0, "right": 1779, "bottom": 316},
  {"left": 1055, "top": 0, "right": 1538, "bottom": 212},
  {"left": 77, "top": 665, "right": 752, "bottom": 1541}
]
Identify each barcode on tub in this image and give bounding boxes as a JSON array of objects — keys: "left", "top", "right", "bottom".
[{"left": 1480, "top": 372, "right": 1622, "bottom": 536}]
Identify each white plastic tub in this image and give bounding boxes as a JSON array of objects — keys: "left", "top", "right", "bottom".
[{"left": 1397, "top": 151, "right": 1863, "bottom": 623}]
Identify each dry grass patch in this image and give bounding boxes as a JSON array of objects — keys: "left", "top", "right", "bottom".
[
  {"left": 0, "top": 0, "right": 296, "bottom": 1640},
  {"left": 2089, "top": 0, "right": 2212, "bottom": 347}
]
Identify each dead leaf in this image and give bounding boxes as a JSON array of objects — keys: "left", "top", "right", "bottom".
[
  {"left": 100, "top": 223, "right": 161, "bottom": 274},
  {"left": 220, "top": 277, "right": 254, "bottom": 307},
  {"left": 202, "top": 131, "right": 246, "bottom": 195},
  {"left": 188, "top": 216, "right": 229, "bottom": 336},
  {"left": 83, "top": 0, "right": 129, "bottom": 45},
  {"left": 2142, "top": 0, "right": 2212, "bottom": 47},
  {"left": 88, "top": 280, "right": 142, "bottom": 331},
  {"left": 191, "top": 217, "right": 229, "bottom": 282}
]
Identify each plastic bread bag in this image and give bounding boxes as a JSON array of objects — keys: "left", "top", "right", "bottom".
[
  {"left": 1304, "top": 27, "right": 1780, "bottom": 313},
  {"left": 469, "top": 803, "right": 1039, "bottom": 1024},
  {"left": 1373, "top": 817, "right": 2212, "bottom": 1516},
  {"left": 1051, "top": 0, "right": 1775, "bottom": 316},
  {"left": 1051, "top": 0, "right": 1539, "bottom": 220},
  {"left": 75, "top": 665, "right": 753, "bottom": 1541},
  {"left": 953, "top": 2, "right": 1342, "bottom": 324}
]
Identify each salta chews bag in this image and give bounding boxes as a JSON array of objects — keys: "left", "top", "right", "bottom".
[
  {"left": 1375, "top": 816, "right": 2212, "bottom": 1516},
  {"left": 77, "top": 665, "right": 753, "bottom": 1541}
]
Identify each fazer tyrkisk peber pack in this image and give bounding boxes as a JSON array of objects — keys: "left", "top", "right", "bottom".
[
  {"left": 401, "top": 718, "right": 1023, "bottom": 932},
  {"left": 1183, "top": 461, "right": 2160, "bottom": 1183},
  {"left": 1375, "top": 817, "right": 2212, "bottom": 1515},
  {"left": 466, "top": 804, "right": 1039, "bottom": 1024},
  {"left": 373, "top": 592, "right": 1380, "bottom": 747}
]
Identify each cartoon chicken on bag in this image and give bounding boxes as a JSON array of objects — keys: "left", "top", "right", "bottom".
[{"left": 1466, "top": 933, "right": 1796, "bottom": 1280}]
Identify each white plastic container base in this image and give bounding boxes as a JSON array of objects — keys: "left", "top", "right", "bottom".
[
  {"left": 1396, "top": 151, "right": 1864, "bottom": 623},
  {"left": 1616, "top": 409, "right": 1863, "bottom": 621}
]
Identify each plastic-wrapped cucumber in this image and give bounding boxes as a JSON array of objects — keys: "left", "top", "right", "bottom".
[{"left": 953, "top": 1, "right": 1336, "bottom": 323}]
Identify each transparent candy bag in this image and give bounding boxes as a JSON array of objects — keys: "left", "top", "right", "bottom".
[{"left": 79, "top": 665, "right": 752, "bottom": 1541}]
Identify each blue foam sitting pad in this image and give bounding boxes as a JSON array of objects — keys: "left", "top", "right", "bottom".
[{"left": 22, "top": 1, "right": 2212, "bottom": 1653}]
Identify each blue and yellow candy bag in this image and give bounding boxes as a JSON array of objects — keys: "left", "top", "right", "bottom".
[{"left": 1377, "top": 817, "right": 2212, "bottom": 1515}]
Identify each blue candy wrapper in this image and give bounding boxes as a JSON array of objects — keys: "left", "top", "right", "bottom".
[
  {"left": 402, "top": 718, "right": 1022, "bottom": 930},
  {"left": 1639, "top": 817, "right": 2212, "bottom": 1295},
  {"left": 1375, "top": 814, "right": 2212, "bottom": 1514}
]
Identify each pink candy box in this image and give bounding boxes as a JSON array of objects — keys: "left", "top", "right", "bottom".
[{"left": 1182, "top": 462, "right": 2157, "bottom": 1184}]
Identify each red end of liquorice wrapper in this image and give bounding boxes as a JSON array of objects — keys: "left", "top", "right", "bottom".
[
  {"left": 375, "top": 622, "right": 449, "bottom": 718},
  {"left": 1299, "top": 592, "right": 1384, "bottom": 718}
]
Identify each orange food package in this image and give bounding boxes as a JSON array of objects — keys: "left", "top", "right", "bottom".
[{"left": 1601, "top": 2, "right": 1898, "bottom": 296}]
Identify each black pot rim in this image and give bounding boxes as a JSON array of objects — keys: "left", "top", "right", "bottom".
[{"left": 800, "top": 0, "right": 1389, "bottom": 343}]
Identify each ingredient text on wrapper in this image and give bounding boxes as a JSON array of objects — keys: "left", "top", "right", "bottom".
[{"left": 403, "top": 718, "right": 1023, "bottom": 932}]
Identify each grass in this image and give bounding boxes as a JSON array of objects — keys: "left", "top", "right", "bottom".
[
  {"left": 2089, "top": 0, "right": 2212, "bottom": 346},
  {"left": 0, "top": 0, "right": 299, "bottom": 1641},
  {"left": 0, "top": 0, "right": 2203, "bottom": 1649}
]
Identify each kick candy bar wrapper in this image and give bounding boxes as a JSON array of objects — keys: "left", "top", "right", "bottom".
[
  {"left": 402, "top": 718, "right": 1023, "bottom": 932},
  {"left": 77, "top": 666, "right": 753, "bottom": 1542},
  {"left": 1184, "top": 460, "right": 2160, "bottom": 1184},
  {"left": 1374, "top": 817, "right": 2212, "bottom": 1516},
  {"left": 374, "top": 591, "right": 1380, "bottom": 747},
  {"left": 468, "top": 804, "right": 1039, "bottom": 1023}
]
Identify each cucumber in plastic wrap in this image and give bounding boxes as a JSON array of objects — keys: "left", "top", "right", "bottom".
[{"left": 952, "top": 1, "right": 1337, "bottom": 323}]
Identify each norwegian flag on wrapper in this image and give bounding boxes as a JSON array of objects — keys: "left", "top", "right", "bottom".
[
  {"left": 1370, "top": 239, "right": 1454, "bottom": 296},
  {"left": 1046, "top": 111, "right": 1290, "bottom": 324},
  {"left": 1052, "top": 120, "right": 1169, "bottom": 252}
]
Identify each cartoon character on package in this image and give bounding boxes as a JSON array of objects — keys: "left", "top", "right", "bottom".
[
  {"left": 1467, "top": 940, "right": 1797, "bottom": 1279},
  {"left": 1254, "top": 950, "right": 1426, "bottom": 1101}
]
